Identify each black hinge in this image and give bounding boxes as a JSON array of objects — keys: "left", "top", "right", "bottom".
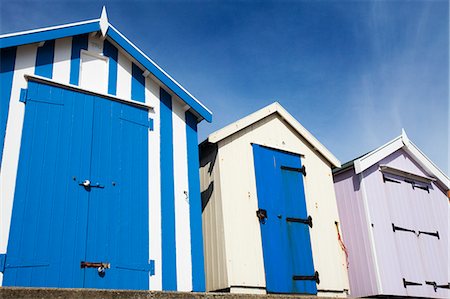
[
  {"left": 403, "top": 278, "right": 422, "bottom": 288},
  {"left": 392, "top": 223, "right": 416, "bottom": 235},
  {"left": 383, "top": 175, "right": 401, "bottom": 184},
  {"left": 148, "top": 260, "right": 155, "bottom": 276},
  {"left": 19, "top": 88, "right": 28, "bottom": 103},
  {"left": 0, "top": 254, "right": 6, "bottom": 273},
  {"left": 418, "top": 230, "right": 440, "bottom": 239},
  {"left": 286, "top": 215, "right": 313, "bottom": 228},
  {"left": 281, "top": 165, "right": 306, "bottom": 176},
  {"left": 404, "top": 179, "right": 430, "bottom": 193},
  {"left": 256, "top": 208, "right": 268, "bottom": 224},
  {"left": 426, "top": 281, "right": 450, "bottom": 292},
  {"left": 293, "top": 271, "right": 320, "bottom": 284}
]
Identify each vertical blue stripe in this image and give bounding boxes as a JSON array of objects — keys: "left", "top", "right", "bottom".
[
  {"left": 34, "top": 40, "right": 55, "bottom": 78},
  {"left": 0, "top": 46, "right": 16, "bottom": 167},
  {"left": 160, "top": 87, "right": 177, "bottom": 290},
  {"left": 185, "top": 111, "right": 206, "bottom": 291},
  {"left": 131, "top": 63, "right": 145, "bottom": 102},
  {"left": 103, "top": 39, "right": 118, "bottom": 96},
  {"left": 69, "top": 34, "right": 88, "bottom": 85}
]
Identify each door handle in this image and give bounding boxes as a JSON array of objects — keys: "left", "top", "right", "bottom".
[
  {"left": 78, "top": 180, "right": 104, "bottom": 189},
  {"left": 81, "top": 261, "right": 110, "bottom": 276}
]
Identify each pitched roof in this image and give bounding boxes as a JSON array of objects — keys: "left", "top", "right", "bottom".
[
  {"left": 337, "top": 129, "right": 450, "bottom": 191},
  {"left": 0, "top": 7, "right": 212, "bottom": 123},
  {"left": 206, "top": 102, "right": 341, "bottom": 168}
]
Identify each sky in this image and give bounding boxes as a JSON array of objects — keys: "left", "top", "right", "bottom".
[{"left": 1, "top": 0, "right": 448, "bottom": 174}]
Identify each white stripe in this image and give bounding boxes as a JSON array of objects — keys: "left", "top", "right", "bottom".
[
  {"left": 172, "top": 98, "right": 192, "bottom": 291},
  {"left": 146, "top": 77, "right": 162, "bottom": 290},
  {"left": 116, "top": 50, "right": 131, "bottom": 100},
  {"left": 0, "top": 44, "right": 38, "bottom": 285},
  {"left": 52, "top": 37, "right": 72, "bottom": 84}
]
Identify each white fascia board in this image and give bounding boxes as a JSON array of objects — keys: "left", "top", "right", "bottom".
[
  {"left": 404, "top": 141, "right": 450, "bottom": 190},
  {"left": 208, "top": 102, "right": 341, "bottom": 168},
  {"left": 107, "top": 25, "right": 212, "bottom": 121},
  {"left": 354, "top": 133, "right": 449, "bottom": 190},
  {"left": 354, "top": 136, "right": 404, "bottom": 174},
  {"left": 208, "top": 102, "right": 278, "bottom": 143},
  {"left": 0, "top": 19, "right": 100, "bottom": 39}
]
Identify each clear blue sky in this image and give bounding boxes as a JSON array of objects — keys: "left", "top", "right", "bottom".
[{"left": 1, "top": 0, "right": 448, "bottom": 174}]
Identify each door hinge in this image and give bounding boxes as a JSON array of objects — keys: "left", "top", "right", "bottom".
[
  {"left": 403, "top": 278, "right": 422, "bottom": 288},
  {"left": 19, "top": 88, "right": 28, "bottom": 103},
  {"left": 281, "top": 165, "right": 306, "bottom": 176},
  {"left": 293, "top": 271, "right": 320, "bottom": 284},
  {"left": 418, "top": 230, "right": 440, "bottom": 239},
  {"left": 0, "top": 253, "right": 6, "bottom": 273},
  {"left": 286, "top": 215, "right": 313, "bottom": 228},
  {"left": 148, "top": 260, "right": 155, "bottom": 276},
  {"left": 426, "top": 281, "right": 450, "bottom": 292},
  {"left": 392, "top": 223, "right": 416, "bottom": 235},
  {"left": 148, "top": 118, "right": 154, "bottom": 131}
]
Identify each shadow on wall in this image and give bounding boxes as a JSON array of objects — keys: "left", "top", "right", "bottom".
[
  {"left": 199, "top": 141, "right": 218, "bottom": 212},
  {"left": 201, "top": 181, "right": 214, "bottom": 212}
]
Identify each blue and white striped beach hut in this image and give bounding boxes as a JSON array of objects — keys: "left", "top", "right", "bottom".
[{"left": 0, "top": 8, "right": 210, "bottom": 291}]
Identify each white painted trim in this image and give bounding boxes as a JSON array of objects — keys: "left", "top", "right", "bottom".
[
  {"left": 207, "top": 102, "right": 341, "bottom": 168},
  {"left": 354, "top": 137, "right": 403, "bottom": 174},
  {"left": 0, "top": 19, "right": 99, "bottom": 38},
  {"left": 107, "top": 25, "right": 212, "bottom": 115},
  {"left": 359, "top": 172, "right": 383, "bottom": 294},
  {"left": 80, "top": 49, "right": 107, "bottom": 61},
  {"left": 353, "top": 131, "right": 449, "bottom": 190},
  {"left": 25, "top": 74, "right": 153, "bottom": 110}
]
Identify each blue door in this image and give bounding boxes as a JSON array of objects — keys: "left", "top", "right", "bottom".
[
  {"left": 253, "top": 144, "right": 317, "bottom": 294},
  {"left": 2, "top": 81, "right": 151, "bottom": 289}
]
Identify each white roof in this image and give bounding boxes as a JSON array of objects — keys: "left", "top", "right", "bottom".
[
  {"left": 207, "top": 102, "right": 341, "bottom": 168},
  {"left": 353, "top": 129, "right": 449, "bottom": 190}
]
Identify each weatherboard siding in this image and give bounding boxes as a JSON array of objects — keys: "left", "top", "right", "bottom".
[
  {"left": 333, "top": 169, "right": 379, "bottom": 297},
  {"left": 0, "top": 33, "right": 204, "bottom": 291}
]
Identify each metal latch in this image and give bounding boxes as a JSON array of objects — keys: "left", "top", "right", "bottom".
[
  {"left": 256, "top": 209, "right": 268, "bottom": 224},
  {"left": 293, "top": 271, "right": 320, "bottom": 284},
  {"left": 286, "top": 215, "right": 313, "bottom": 228},
  {"left": 81, "top": 261, "right": 110, "bottom": 276},
  {"left": 280, "top": 165, "right": 306, "bottom": 176},
  {"left": 403, "top": 278, "right": 422, "bottom": 288},
  {"left": 79, "top": 180, "right": 104, "bottom": 190}
]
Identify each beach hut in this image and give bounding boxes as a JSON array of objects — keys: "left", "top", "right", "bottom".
[
  {"left": 199, "top": 102, "right": 350, "bottom": 296},
  {"left": 333, "top": 130, "right": 449, "bottom": 298},
  {"left": 0, "top": 8, "right": 210, "bottom": 291}
]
